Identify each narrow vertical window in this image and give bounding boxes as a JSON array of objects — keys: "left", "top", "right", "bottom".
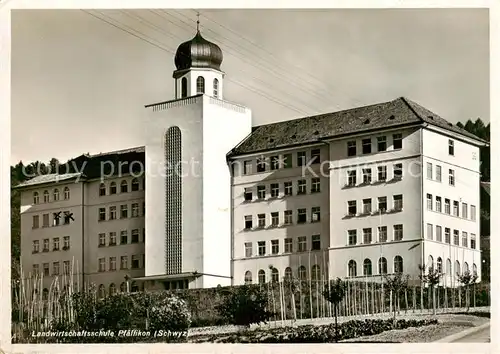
[
  {"left": 213, "top": 78, "right": 219, "bottom": 97},
  {"left": 196, "top": 76, "right": 205, "bottom": 94},
  {"left": 181, "top": 77, "right": 188, "bottom": 98}
]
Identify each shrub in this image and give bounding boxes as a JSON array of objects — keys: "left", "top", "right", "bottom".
[
  {"left": 216, "top": 285, "right": 273, "bottom": 327},
  {"left": 147, "top": 293, "right": 191, "bottom": 332}
]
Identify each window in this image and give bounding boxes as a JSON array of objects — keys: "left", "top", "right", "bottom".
[
  {"left": 449, "top": 169, "right": 455, "bottom": 186},
  {"left": 98, "top": 258, "right": 106, "bottom": 272},
  {"left": 462, "top": 232, "right": 468, "bottom": 247},
  {"left": 244, "top": 215, "right": 253, "bottom": 229},
  {"left": 43, "top": 263, "right": 49, "bottom": 276},
  {"left": 363, "top": 259, "right": 372, "bottom": 276},
  {"left": 109, "top": 257, "right": 116, "bottom": 271},
  {"left": 297, "top": 151, "right": 306, "bottom": 166},
  {"left": 471, "top": 234, "right": 476, "bottom": 249},
  {"left": 297, "top": 209, "right": 307, "bottom": 223},
  {"left": 427, "top": 194, "right": 433, "bottom": 210},
  {"left": 110, "top": 182, "right": 117, "bottom": 194},
  {"left": 427, "top": 223, "right": 433, "bottom": 240},
  {"left": 284, "top": 210, "right": 293, "bottom": 224},
  {"left": 109, "top": 232, "right": 117, "bottom": 246},
  {"left": 473, "top": 263, "right": 478, "bottom": 276},
  {"left": 378, "top": 166, "right": 387, "bottom": 182},
  {"left": 311, "top": 178, "right": 320, "bottom": 193},
  {"left": 378, "top": 257, "right": 388, "bottom": 274},
  {"left": 453, "top": 230, "right": 459, "bottom": 246},
  {"left": 448, "top": 139, "right": 454, "bottom": 156},
  {"left": 347, "top": 141, "right": 356, "bottom": 156},
  {"left": 362, "top": 168, "right": 372, "bottom": 184},
  {"left": 258, "top": 214, "right": 266, "bottom": 228},
  {"left": 109, "top": 283, "right": 117, "bottom": 296},
  {"left": 377, "top": 136, "right": 387, "bottom": 152},
  {"left": 271, "top": 212, "right": 279, "bottom": 226},
  {"left": 213, "top": 78, "right": 219, "bottom": 97},
  {"left": 258, "top": 241, "right": 266, "bottom": 256},
  {"left": 436, "top": 165, "right": 442, "bottom": 182},
  {"left": 98, "top": 208, "right": 106, "bottom": 221},
  {"left": 347, "top": 170, "right": 357, "bottom": 186},
  {"left": 257, "top": 185, "right": 266, "bottom": 199},
  {"left": 53, "top": 262, "right": 60, "bottom": 276},
  {"left": 32, "top": 215, "right": 39, "bottom": 229},
  {"left": 42, "top": 214, "right": 49, "bottom": 227},
  {"left": 271, "top": 240, "right": 279, "bottom": 254},
  {"left": 394, "top": 224, "right": 403, "bottom": 241},
  {"left": 394, "top": 256, "right": 403, "bottom": 273},
  {"left": 362, "top": 138, "right": 372, "bottom": 154},
  {"left": 181, "top": 77, "right": 187, "bottom": 98},
  {"left": 436, "top": 226, "right": 442, "bottom": 242},
  {"left": 393, "top": 133, "right": 403, "bottom": 149},
  {"left": 43, "top": 239, "right": 49, "bottom": 252},
  {"left": 297, "top": 180, "right": 307, "bottom": 194},
  {"left": 243, "top": 271, "right": 252, "bottom": 285},
  {"left": 462, "top": 203, "right": 468, "bottom": 219},
  {"left": 243, "top": 161, "right": 251, "bottom": 175},
  {"left": 378, "top": 197, "right": 387, "bottom": 212},
  {"left": 33, "top": 192, "right": 39, "bottom": 204},
  {"left": 43, "top": 190, "right": 50, "bottom": 203},
  {"left": 446, "top": 259, "right": 452, "bottom": 275},
  {"left": 310, "top": 149, "right": 320, "bottom": 164},
  {"left": 453, "top": 201, "right": 459, "bottom": 217},
  {"left": 464, "top": 262, "right": 469, "bottom": 274},
  {"left": 348, "top": 230, "right": 357, "bottom": 245},
  {"left": 270, "top": 156, "right": 280, "bottom": 170},
  {"left": 99, "top": 183, "right": 106, "bottom": 196},
  {"left": 131, "top": 255, "right": 140, "bottom": 269},
  {"left": 119, "top": 180, "right": 128, "bottom": 193},
  {"left": 362, "top": 198, "right": 372, "bottom": 214},
  {"left": 311, "top": 234, "right": 321, "bottom": 250},
  {"left": 298, "top": 236, "right": 307, "bottom": 252},
  {"left": 455, "top": 261, "right": 461, "bottom": 276},
  {"left": 445, "top": 228, "right": 451, "bottom": 244},
  {"left": 311, "top": 207, "right": 320, "bottom": 222},
  {"left": 32, "top": 240, "right": 39, "bottom": 253},
  {"left": 63, "top": 236, "right": 70, "bottom": 250},
  {"left": 244, "top": 242, "right": 252, "bottom": 257},
  {"left": 311, "top": 265, "right": 320, "bottom": 281},
  {"left": 393, "top": 163, "right": 403, "bottom": 179},
  {"left": 256, "top": 157, "right": 266, "bottom": 172},
  {"left": 64, "top": 187, "right": 70, "bottom": 200},
  {"left": 393, "top": 194, "right": 403, "bottom": 211},
  {"left": 131, "top": 229, "right": 139, "bottom": 243},
  {"left": 131, "top": 178, "right": 139, "bottom": 191},
  {"left": 363, "top": 228, "right": 372, "bottom": 244},
  {"left": 284, "top": 238, "right": 293, "bottom": 253},
  {"left": 52, "top": 212, "right": 60, "bottom": 226},
  {"left": 196, "top": 76, "right": 205, "bottom": 94},
  {"left": 444, "top": 199, "right": 451, "bottom": 214},
  {"left": 378, "top": 226, "right": 387, "bottom": 242},
  {"left": 130, "top": 203, "right": 139, "bottom": 218},
  {"left": 120, "top": 204, "right": 128, "bottom": 219},
  {"left": 242, "top": 188, "right": 253, "bottom": 202},
  {"left": 53, "top": 189, "right": 60, "bottom": 201},
  {"left": 348, "top": 260, "right": 357, "bottom": 277},
  {"left": 99, "top": 233, "right": 106, "bottom": 247},
  {"left": 120, "top": 256, "right": 128, "bottom": 270},
  {"left": 471, "top": 205, "right": 476, "bottom": 221},
  {"left": 284, "top": 181, "right": 293, "bottom": 196},
  {"left": 283, "top": 154, "right": 292, "bottom": 168},
  {"left": 348, "top": 200, "right": 357, "bottom": 216},
  {"left": 258, "top": 270, "right": 266, "bottom": 284},
  {"left": 109, "top": 206, "right": 117, "bottom": 220},
  {"left": 426, "top": 162, "right": 432, "bottom": 179},
  {"left": 270, "top": 183, "right": 279, "bottom": 198},
  {"left": 298, "top": 266, "right": 307, "bottom": 280},
  {"left": 120, "top": 230, "right": 128, "bottom": 244},
  {"left": 33, "top": 264, "right": 39, "bottom": 275},
  {"left": 436, "top": 196, "right": 442, "bottom": 212},
  {"left": 437, "top": 257, "right": 443, "bottom": 273}
]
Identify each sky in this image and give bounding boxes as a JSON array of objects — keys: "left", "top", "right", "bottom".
[{"left": 11, "top": 8, "right": 489, "bottom": 165}]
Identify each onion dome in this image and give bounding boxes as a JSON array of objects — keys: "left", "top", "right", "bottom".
[{"left": 174, "top": 30, "right": 223, "bottom": 71}]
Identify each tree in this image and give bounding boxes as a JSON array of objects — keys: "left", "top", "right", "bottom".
[
  {"left": 383, "top": 273, "right": 410, "bottom": 325},
  {"left": 457, "top": 270, "right": 479, "bottom": 312},
  {"left": 418, "top": 264, "right": 442, "bottom": 315},
  {"left": 322, "top": 278, "right": 347, "bottom": 342}
]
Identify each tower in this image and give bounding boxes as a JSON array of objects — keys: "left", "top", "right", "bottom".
[{"left": 143, "top": 25, "right": 252, "bottom": 289}]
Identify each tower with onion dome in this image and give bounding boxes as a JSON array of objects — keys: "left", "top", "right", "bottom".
[{"left": 141, "top": 23, "right": 252, "bottom": 289}]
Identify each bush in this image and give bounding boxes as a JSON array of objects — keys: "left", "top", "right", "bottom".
[
  {"left": 216, "top": 285, "right": 273, "bottom": 327},
  {"left": 147, "top": 293, "right": 191, "bottom": 332}
]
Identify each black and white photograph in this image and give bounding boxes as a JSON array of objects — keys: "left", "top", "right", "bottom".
[{"left": 2, "top": 1, "right": 496, "bottom": 349}]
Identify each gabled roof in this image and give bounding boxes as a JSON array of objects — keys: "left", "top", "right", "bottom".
[{"left": 227, "top": 97, "right": 487, "bottom": 157}]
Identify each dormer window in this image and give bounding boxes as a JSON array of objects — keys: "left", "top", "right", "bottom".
[{"left": 196, "top": 76, "right": 205, "bottom": 94}]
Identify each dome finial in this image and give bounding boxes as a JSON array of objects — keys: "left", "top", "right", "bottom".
[{"left": 196, "top": 11, "right": 200, "bottom": 33}]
